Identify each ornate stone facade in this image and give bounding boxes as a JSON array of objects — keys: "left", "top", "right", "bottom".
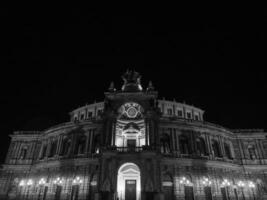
[{"left": 0, "top": 70, "right": 267, "bottom": 200}]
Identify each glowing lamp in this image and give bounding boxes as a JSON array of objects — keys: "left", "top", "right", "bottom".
[
  {"left": 237, "top": 181, "right": 245, "bottom": 188},
  {"left": 248, "top": 181, "right": 255, "bottom": 188},
  {"left": 19, "top": 180, "right": 26, "bottom": 187},
  {"left": 90, "top": 181, "right": 97, "bottom": 186},
  {"left": 73, "top": 176, "right": 83, "bottom": 185},
  {"left": 221, "top": 179, "right": 231, "bottom": 187},
  {"left": 38, "top": 178, "right": 46, "bottom": 185},
  {"left": 27, "top": 179, "right": 33, "bottom": 186},
  {"left": 202, "top": 177, "right": 212, "bottom": 186},
  {"left": 179, "top": 177, "right": 192, "bottom": 186},
  {"left": 53, "top": 177, "right": 64, "bottom": 185}
]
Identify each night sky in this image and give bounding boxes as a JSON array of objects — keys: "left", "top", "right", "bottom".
[{"left": 1, "top": 7, "right": 267, "bottom": 163}]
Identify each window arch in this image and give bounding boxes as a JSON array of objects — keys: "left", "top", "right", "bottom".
[
  {"left": 92, "top": 135, "right": 100, "bottom": 154},
  {"left": 179, "top": 135, "right": 191, "bottom": 154},
  {"left": 248, "top": 144, "right": 256, "bottom": 160},
  {"left": 224, "top": 142, "right": 232, "bottom": 159},
  {"left": 19, "top": 146, "right": 28, "bottom": 160},
  {"left": 60, "top": 137, "right": 71, "bottom": 156},
  {"left": 196, "top": 137, "right": 207, "bottom": 156},
  {"left": 48, "top": 140, "right": 58, "bottom": 157},
  {"left": 212, "top": 139, "right": 222, "bottom": 158},
  {"left": 74, "top": 134, "right": 87, "bottom": 155},
  {"left": 160, "top": 134, "right": 171, "bottom": 154},
  {"left": 40, "top": 144, "right": 47, "bottom": 159}
]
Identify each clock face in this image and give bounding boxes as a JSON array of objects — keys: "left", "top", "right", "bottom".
[{"left": 126, "top": 107, "right": 138, "bottom": 118}]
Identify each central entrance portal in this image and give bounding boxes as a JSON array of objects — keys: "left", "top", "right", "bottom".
[{"left": 117, "top": 163, "right": 141, "bottom": 200}]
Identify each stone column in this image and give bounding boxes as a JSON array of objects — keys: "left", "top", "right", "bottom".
[
  {"left": 111, "top": 120, "right": 116, "bottom": 146},
  {"left": 219, "top": 136, "right": 225, "bottom": 158},
  {"left": 89, "top": 129, "right": 94, "bottom": 154},
  {"left": 145, "top": 118, "right": 149, "bottom": 146},
  {"left": 170, "top": 128, "right": 175, "bottom": 153},
  {"left": 56, "top": 136, "right": 63, "bottom": 156},
  {"left": 206, "top": 134, "right": 213, "bottom": 159},
  {"left": 15, "top": 141, "right": 21, "bottom": 160},
  {"left": 85, "top": 131, "right": 90, "bottom": 155},
  {"left": 175, "top": 129, "right": 180, "bottom": 155}
]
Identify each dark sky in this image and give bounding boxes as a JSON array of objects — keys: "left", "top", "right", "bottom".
[{"left": 0, "top": 7, "right": 267, "bottom": 163}]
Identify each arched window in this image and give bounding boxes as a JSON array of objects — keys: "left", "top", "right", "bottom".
[
  {"left": 92, "top": 135, "right": 100, "bottom": 154},
  {"left": 160, "top": 134, "right": 171, "bottom": 154},
  {"left": 19, "top": 147, "right": 27, "bottom": 160},
  {"left": 48, "top": 140, "right": 58, "bottom": 158},
  {"left": 248, "top": 145, "right": 256, "bottom": 160},
  {"left": 40, "top": 144, "right": 47, "bottom": 159},
  {"left": 74, "top": 135, "right": 86, "bottom": 155},
  {"left": 224, "top": 142, "right": 232, "bottom": 159},
  {"left": 60, "top": 137, "right": 71, "bottom": 156},
  {"left": 212, "top": 140, "right": 222, "bottom": 158},
  {"left": 179, "top": 135, "right": 191, "bottom": 155},
  {"left": 196, "top": 137, "right": 207, "bottom": 156}
]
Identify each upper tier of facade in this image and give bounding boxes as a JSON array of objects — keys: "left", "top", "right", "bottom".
[{"left": 70, "top": 100, "right": 204, "bottom": 123}]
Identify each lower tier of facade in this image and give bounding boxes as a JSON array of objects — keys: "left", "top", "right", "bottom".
[{"left": 0, "top": 156, "right": 267, "bottom": 200}]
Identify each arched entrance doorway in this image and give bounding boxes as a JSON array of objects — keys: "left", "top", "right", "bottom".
[{"left": 117, "top": 163, "right": 141, "bottom": 200}]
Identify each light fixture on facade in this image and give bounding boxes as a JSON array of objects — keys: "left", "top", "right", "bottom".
[
  {"left": 221, "top": 179, "right": 231, "bottom": 187},
  {"left": 26, "top": 179, "right": 33, "bottom": 186},
  {"left": 237, "top": 181, "right": 245, "bottom": 188},
  {"left": 73, "top": 176, "right": 83, "bottom": 185},
  {"left": 179, "top": 177, "right": 191, "bottom": 186},
  {"left": 202, "top": 177, "right": 212, "bottom": 186},
  {"left": 19, "top": 180, "right": 26, "bottom": 187},
  {"left": 53, "top": 177, "right": 64, "bottom": 185},
  {"left": 248, "top": 181, "right": 256, "bottom": 188},
  {"left": 38, "top": 178, "right": 46, "bottom": 186},
  {"left": 90, "top": 181, "right": 97, "bottom": 186}
]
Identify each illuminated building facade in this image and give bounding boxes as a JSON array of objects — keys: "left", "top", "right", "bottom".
[{"left": 1, "top": 70, "right": 267, "bottom": 200}]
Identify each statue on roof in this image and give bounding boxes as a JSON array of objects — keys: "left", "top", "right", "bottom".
[{"left": 121, "top": 69, "right": 143, "bottom": 92}]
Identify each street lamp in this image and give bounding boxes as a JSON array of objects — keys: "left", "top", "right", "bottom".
[
  {"left": 72, "top": 176, "right": 83, "bottom": 185},
  {"left": 25, "top": 179, "right": 33, "bottom": 200},
  {"left": 221, "top": 179, "right": 231, "bottom": 200},
  {"left": 53, "top": 177, "right": 64, "bottom": 185},
  {"left": 18, "top": 180, "right": 26, "bottom": 199},
  {"left": 179, "top": 177, "right": 191, "bottom": 186},
  {"left": 201, "top": 177, "right": 212, "bottom": 186},
  {"left": 37, "top": 178, "right": 46, "bottom": 200},
  {"left": 248, "top": 181, "right": 256, "bottom": 200},
  {"left": 180, "top": 177, "right": 193, "bottom": 199},
  {"left": 237, "top": 181, "right": 245, "bottom": 200},
  {"left": 202, "top": 177, "right": 212, "bottom": 199}
]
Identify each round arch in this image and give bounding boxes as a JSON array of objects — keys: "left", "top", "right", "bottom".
[{"left": 117, "top": 162, "right": 141, "bottom": 200}]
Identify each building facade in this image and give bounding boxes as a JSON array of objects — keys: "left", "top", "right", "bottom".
[{"left": 1, "top": 70, "right": 267, "bottom": 200}]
